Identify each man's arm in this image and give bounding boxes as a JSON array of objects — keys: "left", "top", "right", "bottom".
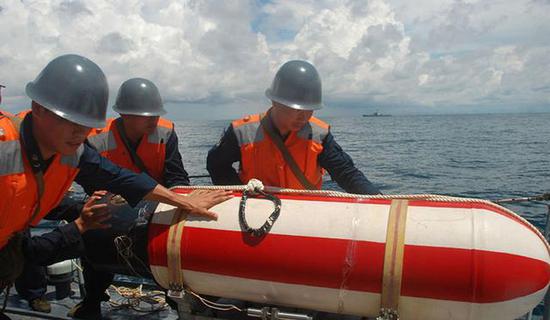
[
  {"left": 75, "top": 142, "right": 159, "bottom": 207},
  {"left": 76, "top": 142, "right": 231, "bottom": 218},
  {"left": 206, "top": 125, "right": 243, "bottom": 185},
  {"left": 318, "top": 132, "right": 381, "bottom": 195},
  {"left": 163, "top": 129, "right": 191, "bottom": 188}
]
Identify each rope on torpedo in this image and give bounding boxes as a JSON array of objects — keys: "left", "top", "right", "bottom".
[{"left": 169, "top": 181, "right": 550, "bottom": 252}]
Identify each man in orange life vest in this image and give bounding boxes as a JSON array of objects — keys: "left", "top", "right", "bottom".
[
  {"left": 207, "top": 60, "right": 381, "bottom": 194},
  {"left": 88, "top": 77, "right": 190, "bottom": 187},
  {"left": 0, "top": 54, "right": 230, "bottom": 320},
  {"left": 69, "top": 78, "right": 191, "bottom": 319}
]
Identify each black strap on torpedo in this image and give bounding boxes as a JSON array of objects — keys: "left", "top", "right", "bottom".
[
  {"left": 115, "top": 118, "right": 151, "bottom": 176},
  {"left": 239, "top": 186, "right": 282, "bottom": 238}
]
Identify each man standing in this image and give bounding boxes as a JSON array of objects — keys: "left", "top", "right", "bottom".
[
  {"left": 207, "top": 60, "right": 380, "bottom": 194},
  {"left": 0, "top": 54, "right": 230, "bottom": 320},
  {"left": 70, "top": 78, "right": 191, "bottom": 319}
]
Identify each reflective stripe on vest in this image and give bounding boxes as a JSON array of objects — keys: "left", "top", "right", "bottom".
[
  {"left": 234, "top": 120, "right": 264, "bottom": 146},
  {"left": 87, "top": 117, "right": 172, "bottom": 183},
  {"left": 60, "top": 144, "right": 85, "bottom": 168},
  {"left": 87, "top": 131, "right": 117, "bottom": 153},
  {"left": 0, "top": 140, "right": 24, "bottom": 176},
  {"left": 0, "top": 110, "right": 82, "bottom": 248},
  {"left": 297, "top": 121, "right": 328, "bottom": 144},
  {"left": 232, "top": 113, "right": 329, "bottom": 189},
  {"left": 148, "top": 125, "right": 172, "bottom": 144}
]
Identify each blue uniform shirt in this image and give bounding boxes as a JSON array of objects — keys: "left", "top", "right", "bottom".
[{"left": 162, "top": 129, "right": 191, "bottom": 187}]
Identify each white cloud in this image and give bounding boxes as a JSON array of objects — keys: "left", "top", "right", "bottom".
[
  {"left": 0, "top": 0, "right": 548, "bottom": 117},
  {"left": 418, "top": 74, "right": 429, "bottom": 86}
]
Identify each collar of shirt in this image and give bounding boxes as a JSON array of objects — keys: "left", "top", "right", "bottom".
[{"left": 21, "top": 112, "right": 54, "bottom": 172}]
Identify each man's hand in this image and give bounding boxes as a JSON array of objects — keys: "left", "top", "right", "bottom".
[
  {"left": 74, "top": 191, "right": 112, "bottom": 233},
  {"left": 144, "top": 186, "right": 233, "bottom": 220},
  {"left": 184, "top": 189, "right": 234, "bottom": 219}
]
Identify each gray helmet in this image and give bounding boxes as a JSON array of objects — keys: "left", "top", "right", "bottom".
[
  {"left": 113, "top": 78, "right": 166, "bottom": 116},
  {"left": 265, "top": 60, "right": 323, "bottom": 111},
  {"left": 26, "top": 54, "right": 108, "bottom": 128}
]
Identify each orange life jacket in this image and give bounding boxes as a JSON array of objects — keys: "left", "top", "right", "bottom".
[
  {"left": 0, "top": 110, "right": 83, "bottom": 248},
  {"left": 232, "top": 113, "right": 329, "bottom": 189},
  {"left": 87, "top": 117, "right": 173, "bottom": 183}
]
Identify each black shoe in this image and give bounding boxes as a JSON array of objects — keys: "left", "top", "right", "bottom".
[
  {"left": 100, "top": 292, "right": 110, "bottom": 302},
  {"left": 29, "top": 296, "right": 52, "bottom": 313},
  {"left": 67, "top": 300, "right": 101, "bottom": 319},
  {"left": 0, "top": 312, "right": 11, "bottom": 320}
]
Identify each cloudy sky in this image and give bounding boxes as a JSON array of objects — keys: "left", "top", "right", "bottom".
[{"left": 0, "top": 0, "right": 549, "bottom": 119}]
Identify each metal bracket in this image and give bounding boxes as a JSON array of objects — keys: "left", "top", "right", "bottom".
[
  {"left": 167, "top": 289, "right": 185, "bottom": 300},
  {"left": 167, "top": 289, "right": 195, "bottom": 317},
  {"left": 247, "top": 307, "right": 313, "bottom": 320}
]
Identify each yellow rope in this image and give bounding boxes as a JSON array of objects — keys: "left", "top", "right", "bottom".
[{"left": 108, "top": 284, "right": 168, "bottom": 313}]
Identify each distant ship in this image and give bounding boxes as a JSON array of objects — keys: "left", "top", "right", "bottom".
[{"left": 362, "top": 111, "right": 391, "bottom": 117}]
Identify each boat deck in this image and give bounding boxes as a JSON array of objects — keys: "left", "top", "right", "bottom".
[
  {"left": 3, "top": 280, "right": 179, "bottom": 320},
  {"left": 2, "top": 282, "right": 542, "bottom": 320}
]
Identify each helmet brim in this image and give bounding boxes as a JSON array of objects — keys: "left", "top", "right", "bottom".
[
  {"left": 265, "top": 89, "right": 323, "bottom": 111},
  {"left": 26, "top": 82, "right": 106, "bottom": 128},
  {"left": 112, "top": 104, "right": 167, "bottom": 116}
]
